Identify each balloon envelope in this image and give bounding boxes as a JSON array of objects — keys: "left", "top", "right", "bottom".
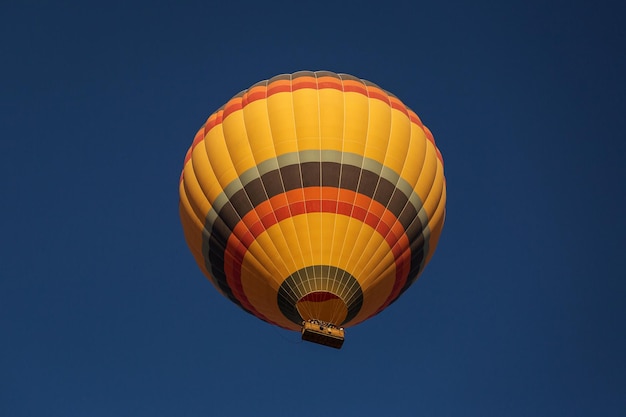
[{"left": 179, "top": 71, "right": 446, "bottom": 331}]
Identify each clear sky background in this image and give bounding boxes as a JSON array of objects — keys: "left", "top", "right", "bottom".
[{"left": 1, "top": 1, "right": 625, "bottom": 416}]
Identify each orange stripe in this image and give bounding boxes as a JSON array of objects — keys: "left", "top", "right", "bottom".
[
  {"left": 317, "top": 76, "right": 343, "bottom": 90},
  {"left": 223, "top": 187, "right": 412, "bottom": 310}
]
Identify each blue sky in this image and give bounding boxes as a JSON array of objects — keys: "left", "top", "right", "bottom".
[{"left": 1, "top": 1, "right": 625, "bottom": 416}]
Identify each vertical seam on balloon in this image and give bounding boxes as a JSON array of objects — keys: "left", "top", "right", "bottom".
[
  {"left": 329, "top": 74, "right": 346, "bottom": 308},
  {"left": 409, "top": 142, "right": 441, "bottom": 278},
  {"left": 349, "top": 118, "right": 435, "bottom": 321},
  {"left": 393, "top": 122, "right": 430, "bottom": 267},
  {"left": 286, "top": 72, "right": 313, "bottom": 318},
  {"left": 329, "top": 73, "right": 348, "bottom": 324},
  {"left": 358, "top": 104, "right": 415, "bottom": 310},
  {"left": 314, "top": 72, "right": 338, "bottom": 323},
  {"left": 318, "top": 74, "right": 342, "bottom": 325},
  {"left": 262, "top": 77, "right": 304, "bottom": 311},
  {"left": 328, "top": 74, "right": 348, "bottom": 307},
  {"left": 180, "top": 172, "right": 221, "bottom": 291},
  {"left": 376, "top": 123, "right": 435, "bottom": 310},
  {"left": 190, "top": 124, "right": 258, "bottom": 312},
  {"left": 418, "top": 150, "right": 446, "bottom": 266},
  {"left": 265, "top": 80, "right": 302, "bottom": 308},
  {"left": 423, "top": 168, "right": 446, "bottom": 266},
  {"left": 213, "top": 108, "right": 276, "bottom": 316},
  {"left": 328, "top": 75, "right": 360, "bottom": 312},
  {"left": 235, "top": 89, "right": 298, "bottom": 311},
  {"left": 184, "top": 141, "right": 228, "bottom": 292},
  {"left": 339, "top": 80, "right": 376, "bottom": 309},
  {"left": 287, "top": 73, "right": 315, "bottom": 318},
  {"left": 313, "top": 72, "right": 323, "bottom": 322},
  {"left": 345, "top": 86, "right": 396, "bottom": 305},
  {"left": 258, "top": 79, "right": 303, "bottom": 309}
]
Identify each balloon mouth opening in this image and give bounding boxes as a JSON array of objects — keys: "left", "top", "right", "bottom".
[
  {"left": 299, "top": 291, "right": 341, "bottom": 302},
  {"left": 295, "top": 291, "right": 348, "bottom": 325}
]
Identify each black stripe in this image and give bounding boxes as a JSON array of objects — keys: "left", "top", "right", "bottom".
[{"left": 277, "top": 266, "right": 363, "bottom": 326}]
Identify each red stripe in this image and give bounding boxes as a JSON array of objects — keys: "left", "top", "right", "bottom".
[
  {"left": 292, "top": 80, "right": 317, "bottom": 90},
  {"left": 243, "top": 89, "right": 266, "bottom": 106},
  {"left": 267, "top": 83, "right": 291, "bottom": 95},
  {"left": 367, "top": 89, "right": 389, "bottom": 103},
  {"left": 223, "top": 99, "right": 242, "bottom": 120},
  {"left": 343, "top": 83, "right": 368, "bottom": 95},
  {"left": 389, "top": 97, "right": 409, "bottom": 116},
  {"left": 223, "top": 187, "right": 411, "bottom": 317}
]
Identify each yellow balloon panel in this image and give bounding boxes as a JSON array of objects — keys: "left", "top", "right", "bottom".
[
  {"left": 242, "top": 100, "right": 277, "bottom": 164},
  {"left": 222, "top": 106, "right": 258, "bottom": 176},
  {"left": 204, "top": 121, "right": 239, "bottom": 190},
  {"left": 266, "top": 93, "right": 298, "bottom": 156},
  {"left": 318, "top": 88, "right": 345, "bottom": 150},
  {"left": 399, "top": 124, "right": 429, "bottom": 190},
  {"left": 292, "top": 87, "right": 320, "bottom": 149},
  {"left": 362, "top": 99, "right": 392, "bottom": 162},
  {"left": 342, "top": 92, "right": 369, "bottom": 156},
  {"left": 190, "top": 140, "right": 222, "bottom": 205},
  {"left": 383, "top": 108, "right": 412, "bottom": 174}
]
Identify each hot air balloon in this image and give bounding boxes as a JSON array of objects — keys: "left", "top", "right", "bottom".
[{"left": 179, "top": 71, "right": 446, "bottom": 348}]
